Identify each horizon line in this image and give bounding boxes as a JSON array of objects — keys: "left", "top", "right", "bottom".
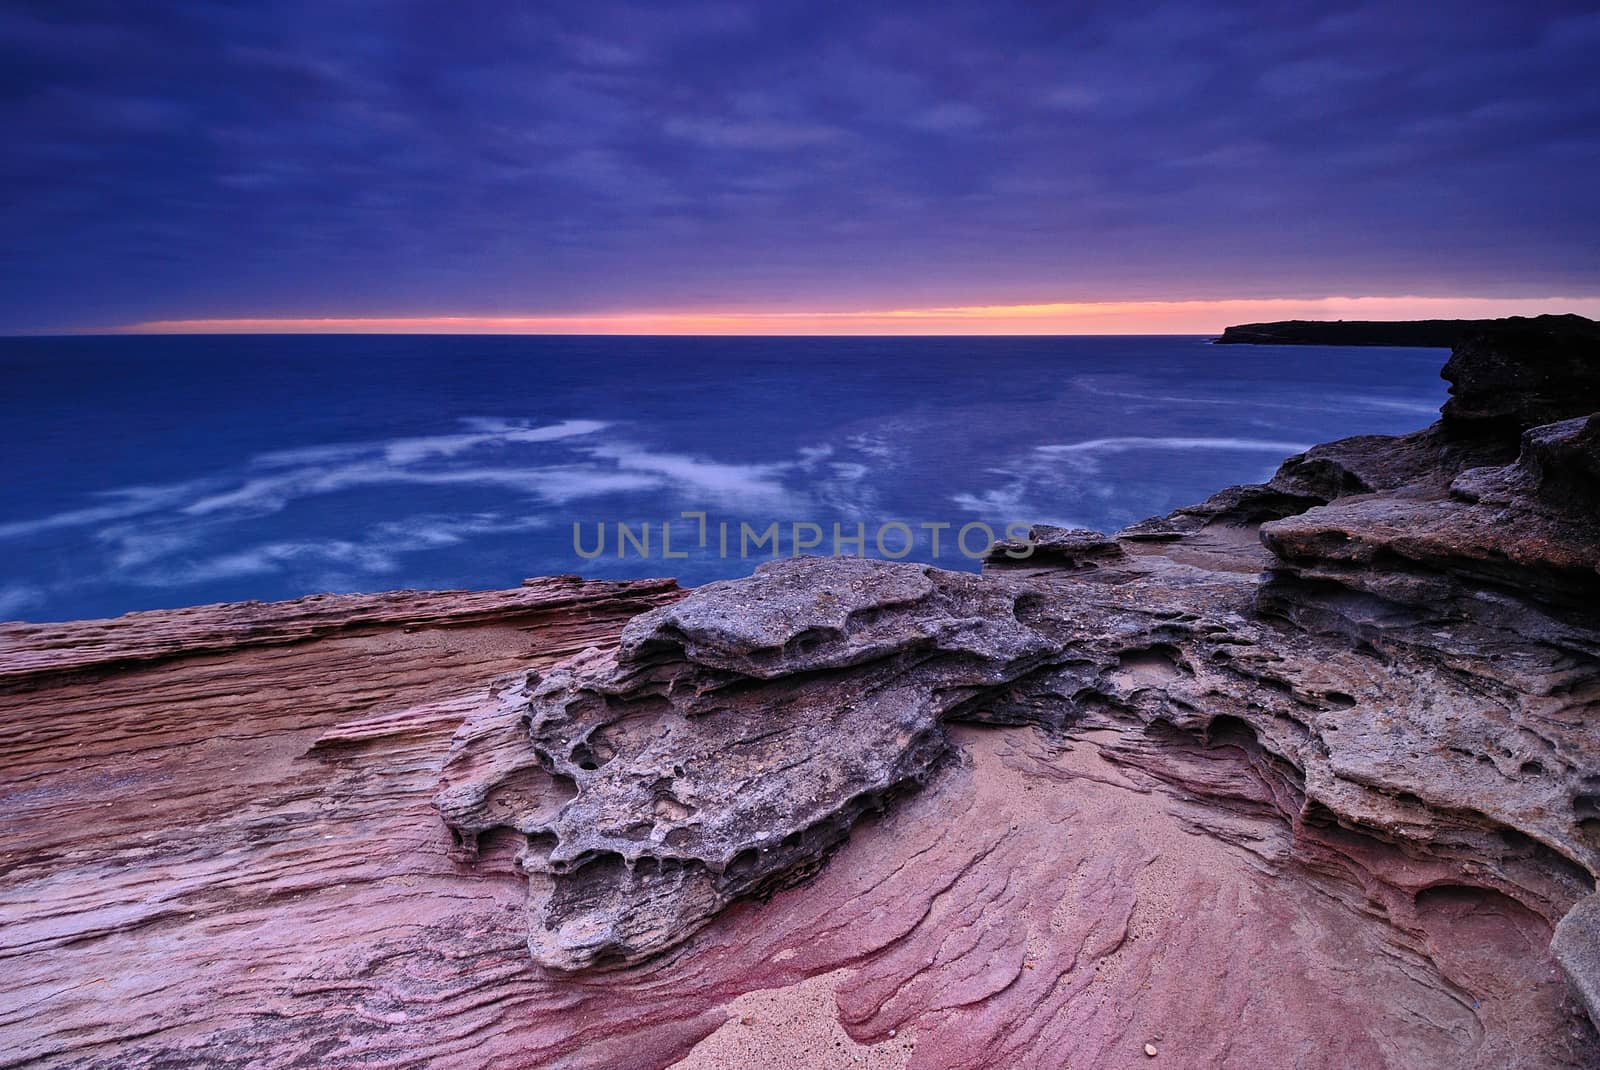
[{"left": 49, "top": 294, "right": 1600, "bottom": 337}]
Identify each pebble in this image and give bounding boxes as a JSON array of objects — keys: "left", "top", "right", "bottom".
[{"left": 1144, "top": 1043, "right": 1159, "bottom": 1057}]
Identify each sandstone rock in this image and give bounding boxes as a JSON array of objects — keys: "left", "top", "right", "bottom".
[
  {"left": 436, "top": 557, "right": 1058, "bottom": 968},
  {"left": 1129, "top": 314, "right": 1597, "bottom": 543},
  {"left": 0, "top": 573, "right": 679, "bottom": 690},
  {"left": 1524, "top": 414, "right": 1600, "bottom": 515},
  {"left": 1557, "top": 894, "right": 1600, "bottom": 1025},
  {"left": 1263, "top": 414, "right": 1600, "bottom": 612},
  {"left": 984, "top": 523, "right": 1125, "bottom": 566}
]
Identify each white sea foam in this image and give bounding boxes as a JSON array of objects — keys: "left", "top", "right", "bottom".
[
  {"left": 583, "top": 442, "right": 797, "bottom": 506},
  {"left": 950, "top": 484, "right": 1088, "bottom": 529},
  {"left": 126, "top": 540, "right": 403, "bottom": 587},
  {"left": 0, "top": 582, "right": 45, "bottom": 619},
  {"left": 0, "top": 481, "right": 216, "bottom": 540},
  {"left": 1036, "top": 436, "right": 1311, "bottom": 456},
  {"left": 253, "top": 418, "right": 610, "bottom": 468}
]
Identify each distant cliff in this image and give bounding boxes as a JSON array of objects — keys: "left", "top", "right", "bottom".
[{"left": 1214, "top": 313, "right": 1596, "bottom": 346}]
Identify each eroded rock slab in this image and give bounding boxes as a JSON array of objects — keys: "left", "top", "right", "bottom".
[{"left": 436, "top": 558, "right": 1057, "bottom": 968}]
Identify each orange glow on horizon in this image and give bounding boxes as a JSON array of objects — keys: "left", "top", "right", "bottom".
[{"left": 113, "top": 295, "right": 1600, "bottom": 336}]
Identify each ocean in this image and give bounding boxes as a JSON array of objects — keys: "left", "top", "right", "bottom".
[{"left": 0, "top": 334, "right": 1449, "bottom": 622}]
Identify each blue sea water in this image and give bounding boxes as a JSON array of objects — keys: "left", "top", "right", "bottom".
[{"left": 0, "top": 334, "right": 1450, "bottom": 622}]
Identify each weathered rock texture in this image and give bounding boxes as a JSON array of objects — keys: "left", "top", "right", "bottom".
[
  {"left": 4, "top": 316, "right": 1599, "bottom": 1069},
  {"left": 436, "top": 559, "right": 1057, "bottom": 970}
]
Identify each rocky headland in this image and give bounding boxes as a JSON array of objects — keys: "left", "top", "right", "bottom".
[
  {"left": 3, "top": 315, "right": 1599, "bottom": 1068},
  {"left": 1214, "top": 312, "right": 1598, "bottom": 348}
]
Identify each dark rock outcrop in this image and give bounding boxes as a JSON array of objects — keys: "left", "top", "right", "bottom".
[
  {"left": 982, "top": 523, "right": 1124, "bottom": 566},
  {"left": 1441, "top": 315, "right": 1600, "bottom": 430},
  {"left": 1216, "top": 317, "right": 1489, "bottom": 346},
  {"left": 1135, "top": 314, "right": 1598, "bottom": 536},
  {"left": 1214, "top": 313, "right": 1597, "bottom": 348}
]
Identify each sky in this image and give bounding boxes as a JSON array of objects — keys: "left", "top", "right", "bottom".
[{"left": 3, "top": 1, "right": 1598, "bottom": 335}]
